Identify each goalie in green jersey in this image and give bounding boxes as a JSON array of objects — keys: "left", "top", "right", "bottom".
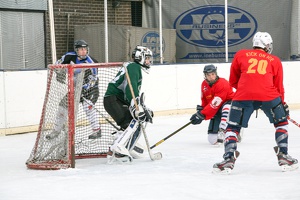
[{"left": 104, "top": 46, "right": 154, "bottom": 163}]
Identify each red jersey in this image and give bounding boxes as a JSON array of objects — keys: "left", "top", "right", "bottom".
[
  {"left": 201, "top": 77, "right": 235, "bottom": 120},
  {"left": 230, "top": 49, "right": 285, "bottom": 102}
]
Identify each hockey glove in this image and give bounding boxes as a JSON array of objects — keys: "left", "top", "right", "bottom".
[
  {"left": 196, "top": 105, "right": 204, "bottom": 111},
  {"left": 129, "top": 96, "right": 153, "bottom": 123},
  {"left": 83, "top": 75, "right": 98, "bottom": 90},
  {"left": 139, "top": 92, "right": 153, "bottom": 123},
  {"left": 283, "top": 102, "right": 289, "bottom": 116},
  {"left": 190, "top": 111, "right": 205, "bottom": 125}
]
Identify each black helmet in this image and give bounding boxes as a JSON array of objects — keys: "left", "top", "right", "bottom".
[
  {"left": 203, "top": 64, "right": 217, "bottom": 74},
  {"left": 203, "top": 64, "right": 218, "bottom": 86},
  {"left": 74, "top": 39, "right": 89, "bottom": 59}
]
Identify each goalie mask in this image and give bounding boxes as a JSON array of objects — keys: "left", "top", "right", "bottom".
[
  {"left": 132, "top": 46, "right": 153, "bottom": 73},
  {"left": 74, "top": 39, "right": 89, "bottom": 59},
  {"left": 252, "top": 32, "right": 273, "bottom": 54},
  {"left": 203, "top": 64, "right": 219, "bottom": 86}
]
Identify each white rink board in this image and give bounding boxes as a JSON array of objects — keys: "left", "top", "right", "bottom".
[
  {"left": 0, "top": 70, "right": 47, "bottom": 130},
  {"left": 1, "top": 61, "right": 300, "bottom": 133}
]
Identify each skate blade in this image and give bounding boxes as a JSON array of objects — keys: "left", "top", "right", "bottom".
[
  {"left": 212, "top": 168, "right": 232, "bottom": 175},
  {"left": 281, "top": 163, "right": 299, "bottom": 172}
]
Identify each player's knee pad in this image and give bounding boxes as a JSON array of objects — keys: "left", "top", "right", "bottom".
[{"left": 208, "top": 133, "right": 218, "bottom": 145}]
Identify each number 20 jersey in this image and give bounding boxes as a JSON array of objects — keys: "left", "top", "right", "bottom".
[{"left": 229, "top": 49, "right": 285, "bottom": 102}]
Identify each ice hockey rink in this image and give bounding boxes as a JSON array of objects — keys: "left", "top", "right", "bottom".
[{"left": 1, "top": 110, "right": 300, "bottom": 200}]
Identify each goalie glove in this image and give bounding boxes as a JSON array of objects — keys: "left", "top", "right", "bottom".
[
  {"left": 139, "top": 92, "right": 153, "bottom": 123},
  {"left": 129, "top": 93, "right": 153, "bottom": 123},
  {"left": 83, "top": 74, "right": 98, "bottom": 90}
]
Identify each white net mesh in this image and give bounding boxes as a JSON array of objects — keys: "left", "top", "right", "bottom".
[{"left": 26, "top": 62, "right": 123, "bottom": 169}]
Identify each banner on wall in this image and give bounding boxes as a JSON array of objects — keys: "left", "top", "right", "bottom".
[{"left": 143, "top": 0, "right": 292, "bottom": 63}]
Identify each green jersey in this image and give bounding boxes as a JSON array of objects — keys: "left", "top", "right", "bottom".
[{"left": 105, "top": 62, "right": 142, "bottom": 105}]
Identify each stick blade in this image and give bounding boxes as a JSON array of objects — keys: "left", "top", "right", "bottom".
[{"left": 151, "top": 152, "right": 163, "bottom": 160}]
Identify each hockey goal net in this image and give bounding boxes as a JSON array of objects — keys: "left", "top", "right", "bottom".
[{"left": 26, "top": 62, "right": 123, "bottom": 170}]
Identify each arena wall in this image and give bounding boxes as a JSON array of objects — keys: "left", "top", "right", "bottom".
[{"left": 1, "top": 61, "right": 299, "bottom": 136}]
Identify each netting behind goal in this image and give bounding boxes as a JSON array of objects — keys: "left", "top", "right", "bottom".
[{"left": 26, "top": 62, "right": 123, "bottom": 170}]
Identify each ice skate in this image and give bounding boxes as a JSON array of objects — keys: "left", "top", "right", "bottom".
[
  {"left": 274, "top": 146, "right": 298, "bottom": 172},
  {"left": 88, "top": 128, "right": 102, "bottom": 139},
  {"left": 106, "top": 149, "right": 132, "bottom": 164},
  {"left": 212, "top": 151, "right": 240, "bottom": 174}
]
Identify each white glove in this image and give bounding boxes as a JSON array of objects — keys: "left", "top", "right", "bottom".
[{"left": 129, "top": 97, "right": 153, "bottom": 123}]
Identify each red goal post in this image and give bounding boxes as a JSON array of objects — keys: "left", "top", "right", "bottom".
[{"left": 26, "top": 62, "right": 123, "bottom": 170}]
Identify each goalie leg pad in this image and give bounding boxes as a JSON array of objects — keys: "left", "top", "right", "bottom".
[
  {"left": 126, "top": 125, "right": 142, "bottom": 151},
  {"left": 110, "top": 119, "right": 140, "bottom": 156},
  {"left": 129, "top": 142, "right": 146, "bottom": 159}
]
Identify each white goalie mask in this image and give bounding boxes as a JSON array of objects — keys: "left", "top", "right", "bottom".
[
  {"left": 132, "top": 46, "right": 153, "bottom": 73},
  {"left": 252, "top": 32, "right": 273, "bottom": 54}
]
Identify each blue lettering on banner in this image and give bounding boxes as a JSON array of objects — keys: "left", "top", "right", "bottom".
[
  {"left": 141, "top": 31, "right": 165, "bottom": 58},
  {"left": 181, "top": 52, "right": 236, "bottom": 59},
  {"left": 173, "top": 5, "right": 257, "bottom": 48}
]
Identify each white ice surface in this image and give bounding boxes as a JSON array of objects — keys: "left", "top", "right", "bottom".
[{"left": 1, "top": 110, "right": 300, "bottom": 200}]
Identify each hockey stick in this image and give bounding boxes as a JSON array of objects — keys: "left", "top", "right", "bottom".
[
  {"left": 81, "top": 97, "right": 121, "bottom": 131},
  {"left": 150, "top": 121, "right": 192, "bottom": 149},
  {"left": 287, "top": 116, "right": 300, "bottom": 128},
  {"left": 124, "top": 65, "right": 162, "bottom": 160}
]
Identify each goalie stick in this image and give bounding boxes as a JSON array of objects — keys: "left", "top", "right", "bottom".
[
  {"left": 124, "top": 65, "right": 162, "bottom": 161},
  {"left": 150, "top": 121, "right": 192, "bottom": 149}
]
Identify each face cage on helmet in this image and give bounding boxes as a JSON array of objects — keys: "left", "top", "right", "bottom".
[
  {"left": 204, "top": 72, "right": 218, "bottom": 86},
  {"left": 75, "top": 46, "right": 89, "bottom": 59},
  {"left": 143, "top": 55, "right": 153, "bottom": 68}
]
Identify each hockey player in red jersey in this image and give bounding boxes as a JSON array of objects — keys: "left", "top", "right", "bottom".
[
  {"left": 190, "top": 64, "right": 235, "bottom": 145},
  {"left": 213, "top": 32, "right": 298, "bottom": 174}
]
